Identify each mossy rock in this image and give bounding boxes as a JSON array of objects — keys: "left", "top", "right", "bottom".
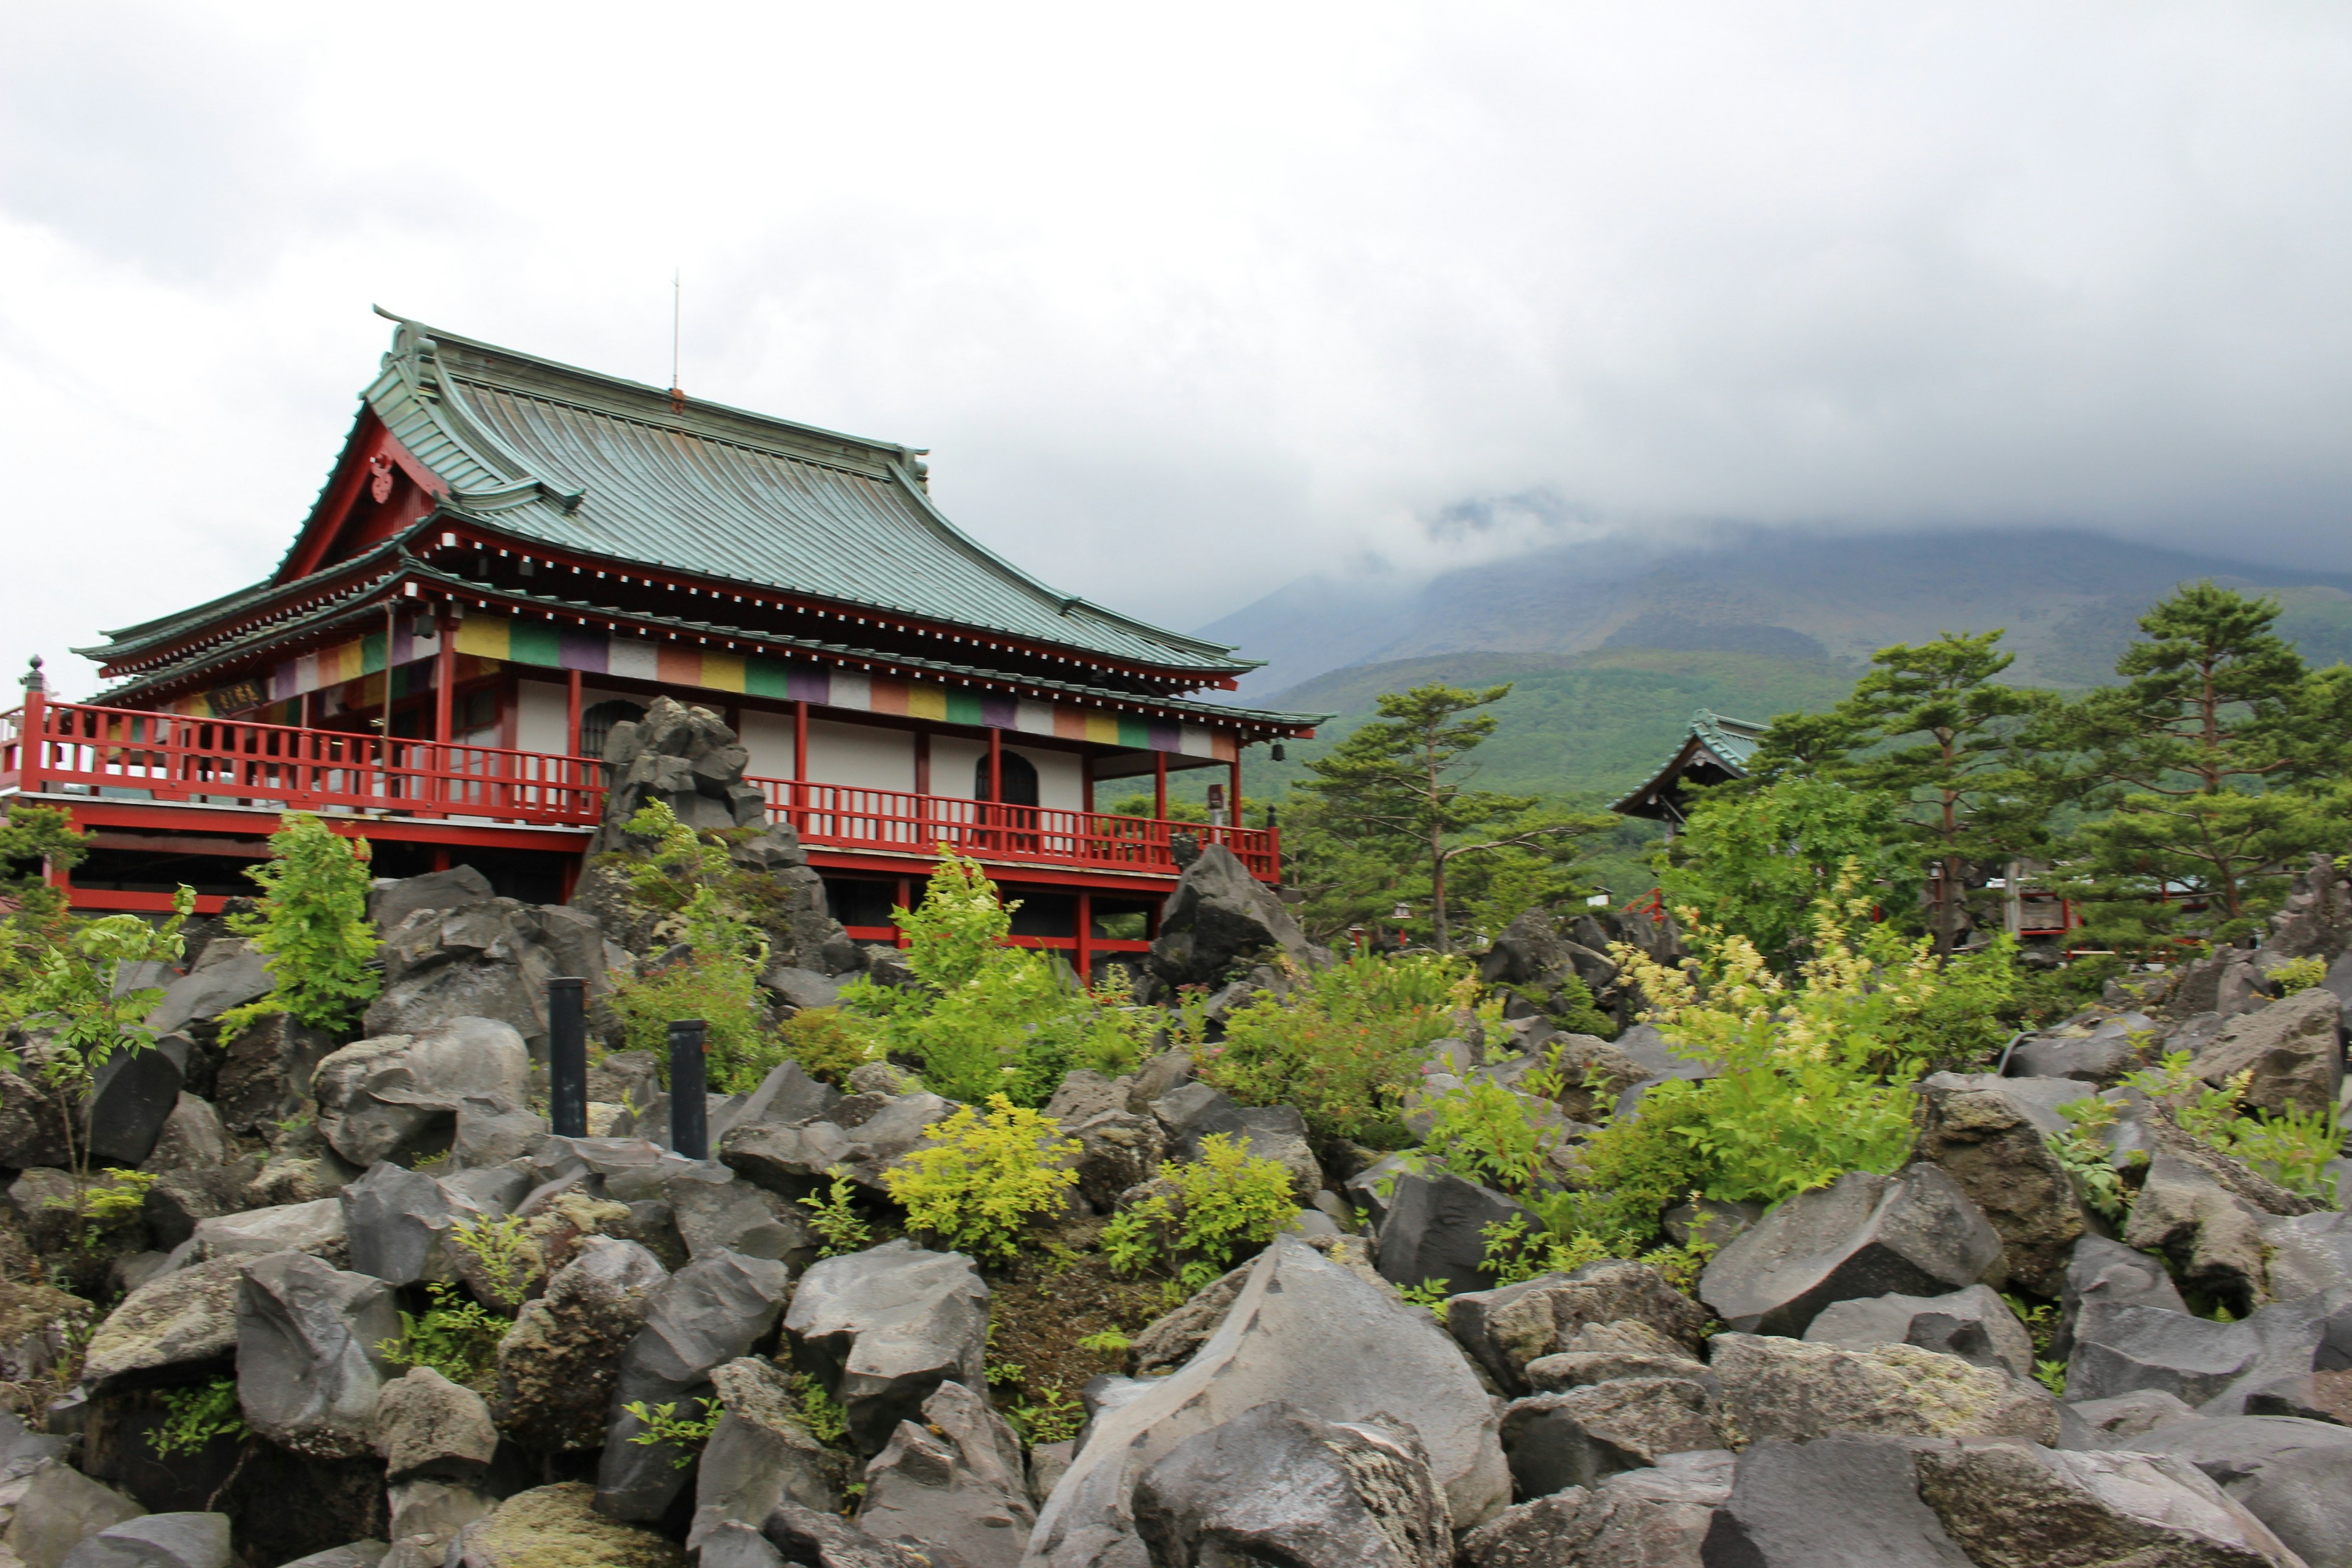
[{"left": 461, "top": 1482, "right": 686, "bottom": 1568}]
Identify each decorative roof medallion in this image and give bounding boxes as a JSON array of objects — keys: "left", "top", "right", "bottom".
[{"left": 369, "top": 454, "right": 394, "bottom": 503}]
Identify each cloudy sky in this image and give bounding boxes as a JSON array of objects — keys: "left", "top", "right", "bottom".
[{"left": 5, "top": 2, "right": 2350, "bottom": 698}]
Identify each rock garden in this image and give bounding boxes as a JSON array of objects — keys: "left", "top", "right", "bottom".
[{"left": 0, "top": 694, "right": 2348, "bottom": 1568}]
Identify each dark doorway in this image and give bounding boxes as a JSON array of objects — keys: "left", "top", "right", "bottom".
[{"left": 972, "top": 749, "right": 1039, "bottom": 805}]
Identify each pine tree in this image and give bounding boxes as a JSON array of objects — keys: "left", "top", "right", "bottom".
[
  {"left": 1296, "top": 683, "right": 1606, "bottom": 952},
  {"left": 2057, "top": 582, "right": 2348, "bottom": 940}
]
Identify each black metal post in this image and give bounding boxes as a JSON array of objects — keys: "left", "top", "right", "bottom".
[
  {"left": 548, "top": 978, "right": 587, "bottom": 1138},
  {"left": 668, "top": 1018, "right": 709, "bottom": 1161}
]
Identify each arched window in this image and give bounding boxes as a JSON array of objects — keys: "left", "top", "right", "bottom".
[
  {"left": 973, "top": 749, "right": 1040, "bottom": 807},
  {"left": 579, "top": 699, "right": 646, "bottom": 761}
]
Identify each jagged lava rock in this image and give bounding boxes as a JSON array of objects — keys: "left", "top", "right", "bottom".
[
  {"left": 1459, "top": 1449, "right": 1731, "bottom": 1568},
  {"left": 312, "top": 1018, "right": 532, "bottom": 1167},
  {"left": 1708, "top": 1333, "right": 2060, "bottom": 1446},
  {"left": 1804, "top": 1283, "right": 2036, "bottom": 1379},
  {"left": 858, "top": 1379, "right": 1035, "bottom": 1568},
  {"left": 785, "top": 1239, "right": 990, "bottom": 1455},
  {"left": 492, "top": 1235, "right": 669, "bottom": 1450},
  {"left": 235, "top": 1251, "right": 401, "bottom": 1459},
  {"left": 1449, "top": 1262, "right": 1708, "bottom": 1395}
]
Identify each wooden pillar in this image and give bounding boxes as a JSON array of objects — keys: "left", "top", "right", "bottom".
[
  {"left": 895, "top": 875, "right": 913, "bottom": 948},
  {"left": 17, "top": 679, "right": 45, "bottom": 799},
  {"left": 913, "top": 731, "right": 932, "bottom": 796},
  {"left": 1153, "top": 750, "right": 1167, "bottom": 820},
  {"left": 1075, "top": 891, "right": 1093, "bottom": 988},
  {"left": 1081, "top": 754, "right": 1094, "bottom": 815},
  {"left": 793, "top": 701, "right": 809, "bottom": 778},
  {"left": 565, "top": 669, "right": 583, "bottom": 755},
  {"left": 1229, "top": 755, "right": 1242, "bottom": 832},
  {"left": 433, "top": 614, "right": 456, "bottom": 744}
]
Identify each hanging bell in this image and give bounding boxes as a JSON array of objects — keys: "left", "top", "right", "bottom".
[{"left": 1270, "top": 742, "right": 1287, "bottom": 761}]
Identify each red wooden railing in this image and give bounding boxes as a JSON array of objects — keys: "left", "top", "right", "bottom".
[
  {"left": 1, "top": 695, "right": 602, "bottom": 825},
  {"left": 1, "top": 696, "right": 1281, "bottom": 881},
  {"left": 748, "top": 776, "right": 1281, "bottom": 880}
]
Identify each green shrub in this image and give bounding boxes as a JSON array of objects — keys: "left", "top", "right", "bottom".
[
  {"left": 2271, "top": 954, "right": 2328, "bottom": 997},
  {"left": 837, "top": 853, "right": 1147, "bottom": 1105},
  {"left": 1198, "top": 954, "right": 1472, "bottom": 1144},
  {"left": 2048, "top": 1098, "right": 2131, "bottom": 1221},
  {"left": 453, "top": 1213, "right": 538, "bottom": 1309},
  {"left": 1416, "top": 1079, "right": 1562, "bottom": 1195},
  {"left": 623, "top": 1397, "right": 720, "bottom": 1469},
  {"left": 1102, "top": 1133, "right": 1298, "bottom": 1291},
  {"left": 151, "top": 1376, "right": 247, "bottom": 1457},
  {"left": 2125, "top": 1052, "right": 2345, "bottom": 1202},
  {"left": 882, "top": 1096, "right": 1080, "bottom": 1262},
  {"left": 379, "top": 1283, "right": 507, "bottom": 1394},
  {"left": 777, "top": 1007, "right": 878, "bottom": 1087},
  {"left": 797, "top": 1170, "right": 876, "bottom": 1257},
  {"left": 222, "top": 813, "right": 381, "bottom": 1035},
  {"left": 609, "top": 949, "right": 782, "bottom": 1094}
]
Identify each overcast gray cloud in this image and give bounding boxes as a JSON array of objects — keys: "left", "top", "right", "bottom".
[{"left": 5, "top": 1, "right": 2350, "bottom": 698}]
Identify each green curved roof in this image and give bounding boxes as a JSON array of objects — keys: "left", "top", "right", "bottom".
[{"left": 346, "top": 313, "right": 1251, "bottom": 673}]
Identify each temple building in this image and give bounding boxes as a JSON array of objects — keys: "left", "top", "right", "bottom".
[
  {"left": 4, "top": 312, "right": 1324, "bottom": 973},
  {"left": 1609, "top": 708, "right": 1765, "bottom": 832}
]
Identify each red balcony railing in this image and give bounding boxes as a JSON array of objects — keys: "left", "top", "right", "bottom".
[
  {"left": 2, "top": 695, "right": 601, "bottom": 826},
  {"left": 748, "top": 776, "right": 1281, "bottom": 879},
  {"left": 2, "top": 696, "right": 1280, "bottom": 880}
]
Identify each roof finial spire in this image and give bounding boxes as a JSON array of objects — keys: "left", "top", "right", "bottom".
[
  {"left": 21, "top": 655, "right": 44, "bottom": 693},
  {"left": 669, "top": 269, "right": 685, "bottom": 415}
]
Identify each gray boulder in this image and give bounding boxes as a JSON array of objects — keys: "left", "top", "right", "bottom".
[
  {"left": 0, "top": 1067, "right": 73, "bottom": 1170},
  {"left": 139, "top": 1095, "right": 229, "bottom": 1175},
  {"left": 2192, "top": 987, "right": 2345, "bottom": 1118},
  {"left": 58, "top": 1512, "right": 233, "bottom": 1568},
  {"left": 1911, "top": 1076, "right": 2094, "bottom": 1296},
  {"left": 1063, "top": 1111, "right": 1166, "bottom": 1215},
  {"left": 143, "top": 940, "right": 269, "bottom": 1037},
  {"left": 1131, "top": 1403, "right": 1450, "bottom": 1568},
  {"left": 1448, "top": 1262, "right": 1709, "bottom": 1395},
  {"left": 1145, "top": 845, "right": 1324, "bottom": 988},
  {"left": 341, "top": 1162, "right": 485, "bottom": 1286},
  {"left": 212, "top": 1013, "right": 342, "bottom": 1136},
  {"left": 448, "top": 1097, "right": 548, "bottom": 1172},
  {"left": 595, "top": 1248, "right": 794, "bottom": 1521},
  {"left": 447, "top": 1481, "right": 685, "bottom": 1568},
  {"left": 7, "top": 1461, "right": 145, "bottom": 1568},
  {"left": 688, "top": 1357, "right": 848, "bottom": 1550},
  {"left": 1521, "top": 1319, "right": 1706, "bottom": 1392},
  {"left": 2066, "top": 1388, "right": 2206, "bottom": 1446},
  {"left": 1804, "top": 1283, "right": 2036, "bottom": 1379},
  {"left": 235, "top": 1251, "right": 400, "bottom": 1458},
  {"left": 383, "top": 1477, "right": 494, "bottom": 1568},
  {"left": 2133, "top": 1415, "right": 2352, "bottom": 1568},
  {"left": 720, "top": 1090, "right": 960, "bottom": 1198},
  {"left": 1701, "top": 1436, "right": 1973, "bottom": 1567},
  {"left": 2262, "top": 1208, "right": 2352, "bottom": 1301},
  {"left": 312, "top": 1018, "right": 532, "bottom": 1167},
  {"left": 1697, "top": 1166, "right": 2002, "bottom": 1337},
  {"left": 2008, "top": 1014, "right": 2151, "bottom": 1085},
  {"left": 2055, "top": 1234, "right": 2189, "bottom": 1362},
  {"left": 589, "top": 696, "right": 768, "bottom": 849},
  {"left": 761, "top": 1501, "right": 936, "bottom": 1568},
  {"left": 362, "top": 900, "right": 606, "bottom": 1056},
  {"left": 79, "top": 1258, "right": 243, "bottom": 1392},
  {"left": 83, "top": 1039, "right": 188, "bottom": 1168},
  {"left": 1027, "top": 1236, "right": 1509, "bottom": 1568},
  {"left": 492, "top": 1235, "right": 669, "bottom": 1451},
  {"left": 666, "top": 1167, "right": 815, "bottom": 1266},
  {"left": 1374, "top": 1172, "right": 1530, "bottom": 1298},
  {"left": 1499, "top": 1379, "right": 1725, "bottom": 1499},
  {"left": 1708, "top": 1333, "right": 2061, "bottom": 1446},
  {"left": 189, "top": 1198, "right": 347, "bottom": 1267},
  {"left": 369, "top": 865, "right": 493, "bottom": 930},
  {"left": 1910, "top": 1436, "right": 2305, "bottom": 1567},
  {"left": 2067, "top": 1291, "right": 2349, "bottom": 1414},
  {"left": 375, "top": 1365, "right": 498, "bottom": 1482},
  {"left": 858, "top": 1379, "right": 1034, "bottom": 1568},
  {"left": 2125, "top": 1150, "right": 2291, "bottom": 1313},
  {"left": 1460, "top": 1449, "right": 1730, "bottom": 1568},
  {"left": 761, "top": 966, "right": 842, "bottom": 1012},
  {"left": 1150, "top": 1085, "right": 1321, "bottom": 1204},
  {"left": 785, "top": 1239, "right": 989, "bottom": 1454}
]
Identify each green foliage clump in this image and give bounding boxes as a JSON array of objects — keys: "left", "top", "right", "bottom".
[
  {"left": 1000, "top": 1387, "right": 1084, "bottom": 1446},
  {"left": 605, "top": 801, "right": 790, "bottom": 1095},
  {"left": 0, "top": 803, "right": 91, "bottom": 1033},
  {"left": 48, "top": 1170, "right": 157, "bottom": 1251},
  {"left": 775, "top": 1007, "right": 878, "bottom": 1087},
  {"left": 797, "top": 1170, "right": 876, "bottom": 1257},
  {"left": 623, "top": 1396, "right": 720, "bottom": 1469},
  {"left": 379, "top": 1283, "right": 508, "bottom": 1394},
  {"left": 1101, "top": 1133, "right": 1298, "bottom": 1292},
  {"left": 453, "top": 1213, "right": 538, "bottom": 1309},
  {"left": 151, "top": 1376, "right": 247, "bottom": 1457},
  {"left": 2271, "top": 954, "right": 2328, "bottom": 997},
  {"left": 1199, "top": 953, "right": 1472, "bottom": 1145},
  {"left": 836, "top": 852, "right": 1147, "bottom": 1106},
  {"left": 2047, "top": 1098, "right": 2131, "bottom": 1222},
  {"left": 2125, "top": 1052, "right": 2345, "bottom": 1203},
  {"left": 1416, "top": 1078, "right": 1561, "bottom": 1195},
  {"left": 882, "top": 1095, "right": 1080, "bottom": 1262},
  {"left": 789, "top": 1371, "right": 850, "bottom": 1447},
  {"left": 1657, "top": 778, "right": 1922, "bottom": 973},
  {"left": 221, "top": 812, "right": 381, "bottom": 1035}
]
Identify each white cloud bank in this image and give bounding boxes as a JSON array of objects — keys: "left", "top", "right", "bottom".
[{"left": 5, "top": 1, "right": 2350, "bottom": 696}]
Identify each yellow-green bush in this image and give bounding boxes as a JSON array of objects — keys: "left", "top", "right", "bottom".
[
  {"left": 882, "top": 1096, "right": 1079, "bottom": 1262},
  {"left": 1101, "top": 1132, "right": 1298, "bottom": 1291}
]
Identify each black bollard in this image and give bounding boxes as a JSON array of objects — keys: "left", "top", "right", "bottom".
[
  {"left": 548, "top": 978, "right": 587, "bottom": 1138},
  {"left": 668, "top": 1017, "right": 709, "bottom": 1160}
]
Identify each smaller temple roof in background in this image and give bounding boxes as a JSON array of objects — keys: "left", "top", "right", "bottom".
[{"left": 1610, "top": 707, "right": 1767, "bottom": 823}]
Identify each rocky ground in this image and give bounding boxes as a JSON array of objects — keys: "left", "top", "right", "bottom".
[{"left": 1, "top": 702, "right": 2348, "bottom": 1568}]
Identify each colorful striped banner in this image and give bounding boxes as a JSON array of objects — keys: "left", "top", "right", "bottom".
[{"left": 202, "top": 612, "right": 1240, "bottom": 761}]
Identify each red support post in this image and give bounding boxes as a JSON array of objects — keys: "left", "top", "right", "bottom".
[
  {"left": 1081, "top": 754, "right": 1093, "bottom": 815},
  {"left": 1153, "top": 749, "right": 1167, "bottom": 821},
  {"left": 1075, "top": 891, "right": 1093, "bottom": 989},
  {"left": 793, "top": 699, "right": 810, "bottom": 835},
  {"left": 17, "top": 679, "right": 45, "bottom": 797},
  {"left": 434, "top": 611, "right": 456, "bottom": 812},
  {"left": 565, "top": 669, "right": 582, "bottom": 755},
  {"left": 987, "top": 726, "right": 1003, "bottom": 851},
  {"left": 1229, "top": 756, "right": 1242, "bottom": 834}
]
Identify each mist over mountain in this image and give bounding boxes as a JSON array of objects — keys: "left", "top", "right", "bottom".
[{"left": 1206, "top": 527, "right": 2352, "bottom": 704}]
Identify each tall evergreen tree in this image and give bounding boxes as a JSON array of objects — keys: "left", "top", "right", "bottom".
[
  {"left": 2057, "top": 581, "right": 2348, "bottom": 940},
  {"left": 1296, "top": 682, "right": 1606, "bottom": 953}
]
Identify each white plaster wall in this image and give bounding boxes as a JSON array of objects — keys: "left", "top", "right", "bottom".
[
  {"left": 739, "top": 710, "right": 796, "bottom": 781},
  {"left": 1020, "top": 745, "right": 1084, "bottom": 810},
  {"left": 807, "top": 718, "right": 915, "bottom": 793},
  {"left": 515, "top": 681, "right": 570, "bottom": 756},
  {"left": 931, "top": 737, "right": 985, "bottom": 799}
]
